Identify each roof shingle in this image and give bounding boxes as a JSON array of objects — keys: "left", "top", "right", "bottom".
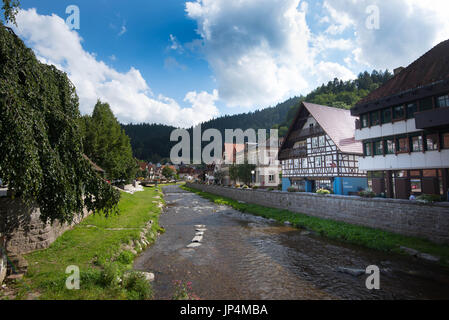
[
  {"left": 303, "top": 102, "right": 362, "bottom": 154},
  {"left": 356, "top": 39, "right": 449, "bottom": 107}
]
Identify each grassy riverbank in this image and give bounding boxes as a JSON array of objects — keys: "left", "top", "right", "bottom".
[
  {"left": 2, "top": 187, "right": 165, "bottom": 300},
  {"left": 182, "top": 185, "right": 449, "bottom": 266}
]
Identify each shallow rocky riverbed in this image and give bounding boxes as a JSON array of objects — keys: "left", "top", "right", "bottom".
[{"left": 134, "top": 185, "right": 449, "bottom": 300}]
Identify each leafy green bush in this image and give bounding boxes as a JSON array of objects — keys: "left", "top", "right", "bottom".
[
  {"left": 172, "top": 280, "right": 200, "bottom": 300},
  {"left": 316, "top": 188, "right": 331, "bottom": 195},
  {"left": 359, "top": 190, "right": 376, "bottom": 198},
  {"left": 116, "top": 251, "right": 135, "bottom": 265},
  {"left": 417, "top": 194, "right": 442, "bottom": 203},
  {"left": 100, "top": 263, "right": 121, "bottom": 287},
  {"left": 268, "top": 188, "right": 274, "bottom": 191},
  {"left": 123, "top": 272, "right": 153, "bottom": 300},
  {"left": 252, "top": 186, "right": 258, "bottom": 190}
]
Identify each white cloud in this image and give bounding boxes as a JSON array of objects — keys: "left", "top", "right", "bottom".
[
  {"left": 185, "top": 0, "right": 355, "bottom": 109},
  {"left": 322, "top": 0, "right": 449, "bottom": 70},
  {"left": 183, "top": 89, "right": 220, "bottom": 121},
  {"left": 169, "top": 34, "right": 183, "bottom": 52},
  {"left": 164, "top": 57, "right": 187, "bottom": 71},
  {"left": 118, "top": 23, "right": 127, "bottom": 36},
  {"left": 322, "top": 1, "right": 354, "bottom": 35},
  {"left": 314, "top": 61, "right": 355, "bottom": 84},
  {"left": 13, "top": 9, "right": 219, "bottom": 128}
]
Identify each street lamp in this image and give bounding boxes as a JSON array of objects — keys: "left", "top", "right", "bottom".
[{"left": 251, "top": 170, "right": 255, "bottom": 186}]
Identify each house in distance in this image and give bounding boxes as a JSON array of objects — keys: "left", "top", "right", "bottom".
[
  {"left": 350, "top": 39, "right": 449, "bottom": 200},
  {"left": 279, "top": 102, "right": 367, "bottom": 195}
]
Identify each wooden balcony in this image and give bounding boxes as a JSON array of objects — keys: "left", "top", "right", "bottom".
[
  {"left": 289, "top": 126, "right": 324, "bottom": 141},
  {"left": 278, "top": 147, "right": 307, "bottom": 160},
  {"left": 415, "top": 107, "right": 449, "bottom": 129}
]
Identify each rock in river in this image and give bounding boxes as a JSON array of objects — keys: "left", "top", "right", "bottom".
[{"left": 336, "top": 267, "right": 365, "bottom": 277}]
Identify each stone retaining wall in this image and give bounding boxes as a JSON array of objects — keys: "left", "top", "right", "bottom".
[
  {"left": 0, "top": 198, "right": 89, "bottom": 255},
  {"left": 0, "top": 197, "right": 90, "bottom": 284},
  {"left": 187, "top": 183, "right": 449, "bottom": 244}
]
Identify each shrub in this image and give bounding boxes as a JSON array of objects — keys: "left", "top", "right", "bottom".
[
  {"left": 100, "top": 263, "right": 121, "bottom": 287},
  {"left": 359, "top": 190, "right": 376, "bottom": 198},
  {"left": 252, "top": 186, "right": 258, "bottom": 190},
  {"left": 417, "top": 194, "right": 442, "bottom": 203},
  {"left": 123, "top": 272, "right": 153, "bottom": 300},
  {"left": 287, "top": 187, "right": 297, "bottom": 193},
  {"left": 116, "top": 251, "right": 135, "bottom": 265},
  {"left": 242, "top": 185, "right": 249, "bottom": 189},
  {"left": 316, "top": 188, "right": 331, "bottom": 195},
  {"left": 235, "top": 184, "right": 240, "bottom": 188},
  {"left": 172, "top": 280, "right": 200, "bottom": 300},
  {"left": 268, "top": 188, "right": 274, "bottom": 191}
]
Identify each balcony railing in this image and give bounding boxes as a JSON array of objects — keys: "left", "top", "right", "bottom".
[
  {"left": 278, "top": 147, "right": 307, "bottom": 160},
  {"left": 289, "top": 126, "right": 324, "bottom": 141}
]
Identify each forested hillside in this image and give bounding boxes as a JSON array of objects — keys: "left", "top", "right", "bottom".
[
  {"left": 122, "top": 70, "right": 393, "bottom": 162},
  {"left": 122, "top": 97, "right": 300, "bottom": 162},
  {"left": 122, "top": 123, "right": 177, "bottom": 163}
]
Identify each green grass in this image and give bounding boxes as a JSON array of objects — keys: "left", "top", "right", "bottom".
[
  {"left": 7, "top": 187, "right": 165, "bottom": 300},
  {"left": 182, "top": 185, "right": 449, "bottom": 267}
]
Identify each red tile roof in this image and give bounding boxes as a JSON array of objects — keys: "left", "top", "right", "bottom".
[{"left": 356, "top": 39, "right": 449, "bottom": 107}]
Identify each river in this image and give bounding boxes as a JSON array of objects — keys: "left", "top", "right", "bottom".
[{"left": 134, "top": 185, "right": 449, "bottom": 300}]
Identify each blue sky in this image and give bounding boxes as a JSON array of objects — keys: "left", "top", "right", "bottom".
[{"left": 11, "top": 0, "right": 449, "bottom": 127}]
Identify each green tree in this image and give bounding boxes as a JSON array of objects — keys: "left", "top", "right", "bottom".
[
  {"left": 1, "top": 0, "right": 20, "bottom": 25},
  {"left": 237, "top": 162, "right": 256, "bottom": 186},
  {"left": 162, "top": 166, "right": 175, "bottom": 179},
  {"left": 81, "top": 101, "right": 137, "bottom": 183},
  {"left": 0, "top": 26, "right": 119, "bottom": 223},
  {"left": 229, "top": 165, "right": 238, "bottom": 184}
]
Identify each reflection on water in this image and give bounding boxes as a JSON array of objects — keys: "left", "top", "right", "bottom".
[{"left": 134, "top": 186, "right": 449, "bottom": 300}]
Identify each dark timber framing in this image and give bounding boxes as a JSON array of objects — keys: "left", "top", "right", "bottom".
[{"left": 280, "top": 102, "right": 365, "bottom": 183}]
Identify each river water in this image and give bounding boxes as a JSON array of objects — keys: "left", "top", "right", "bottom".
[{"left": 134, "top": 185, "right": 449, "bottom": 300}]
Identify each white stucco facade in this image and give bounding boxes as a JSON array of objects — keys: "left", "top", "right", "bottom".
[
  {"left": 355, "top": 119, "right": 421, "bottom": 141},
  {"left": 359, "top": 150, "right": 449, "bottom": 171}
]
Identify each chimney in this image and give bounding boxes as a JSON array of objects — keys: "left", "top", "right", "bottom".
[{"left": 394, "top": 67, "right": 404, "bottom": 75}]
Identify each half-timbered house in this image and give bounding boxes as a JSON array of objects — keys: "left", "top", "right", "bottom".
[{"left": 279, "top": 102, "right": 367, "bottom": 194}]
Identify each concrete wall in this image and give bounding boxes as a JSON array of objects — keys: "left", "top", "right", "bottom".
[{"left": 187, "top": 183, "right": 449, "bottom": 244}]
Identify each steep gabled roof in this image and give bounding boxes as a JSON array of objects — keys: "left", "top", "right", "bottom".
[
  {"left": 355, "top": 39, "right": 449, "bottom": 108},
  {"left": 281, "top": 102, "right": 362, "bottom": 155}
]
